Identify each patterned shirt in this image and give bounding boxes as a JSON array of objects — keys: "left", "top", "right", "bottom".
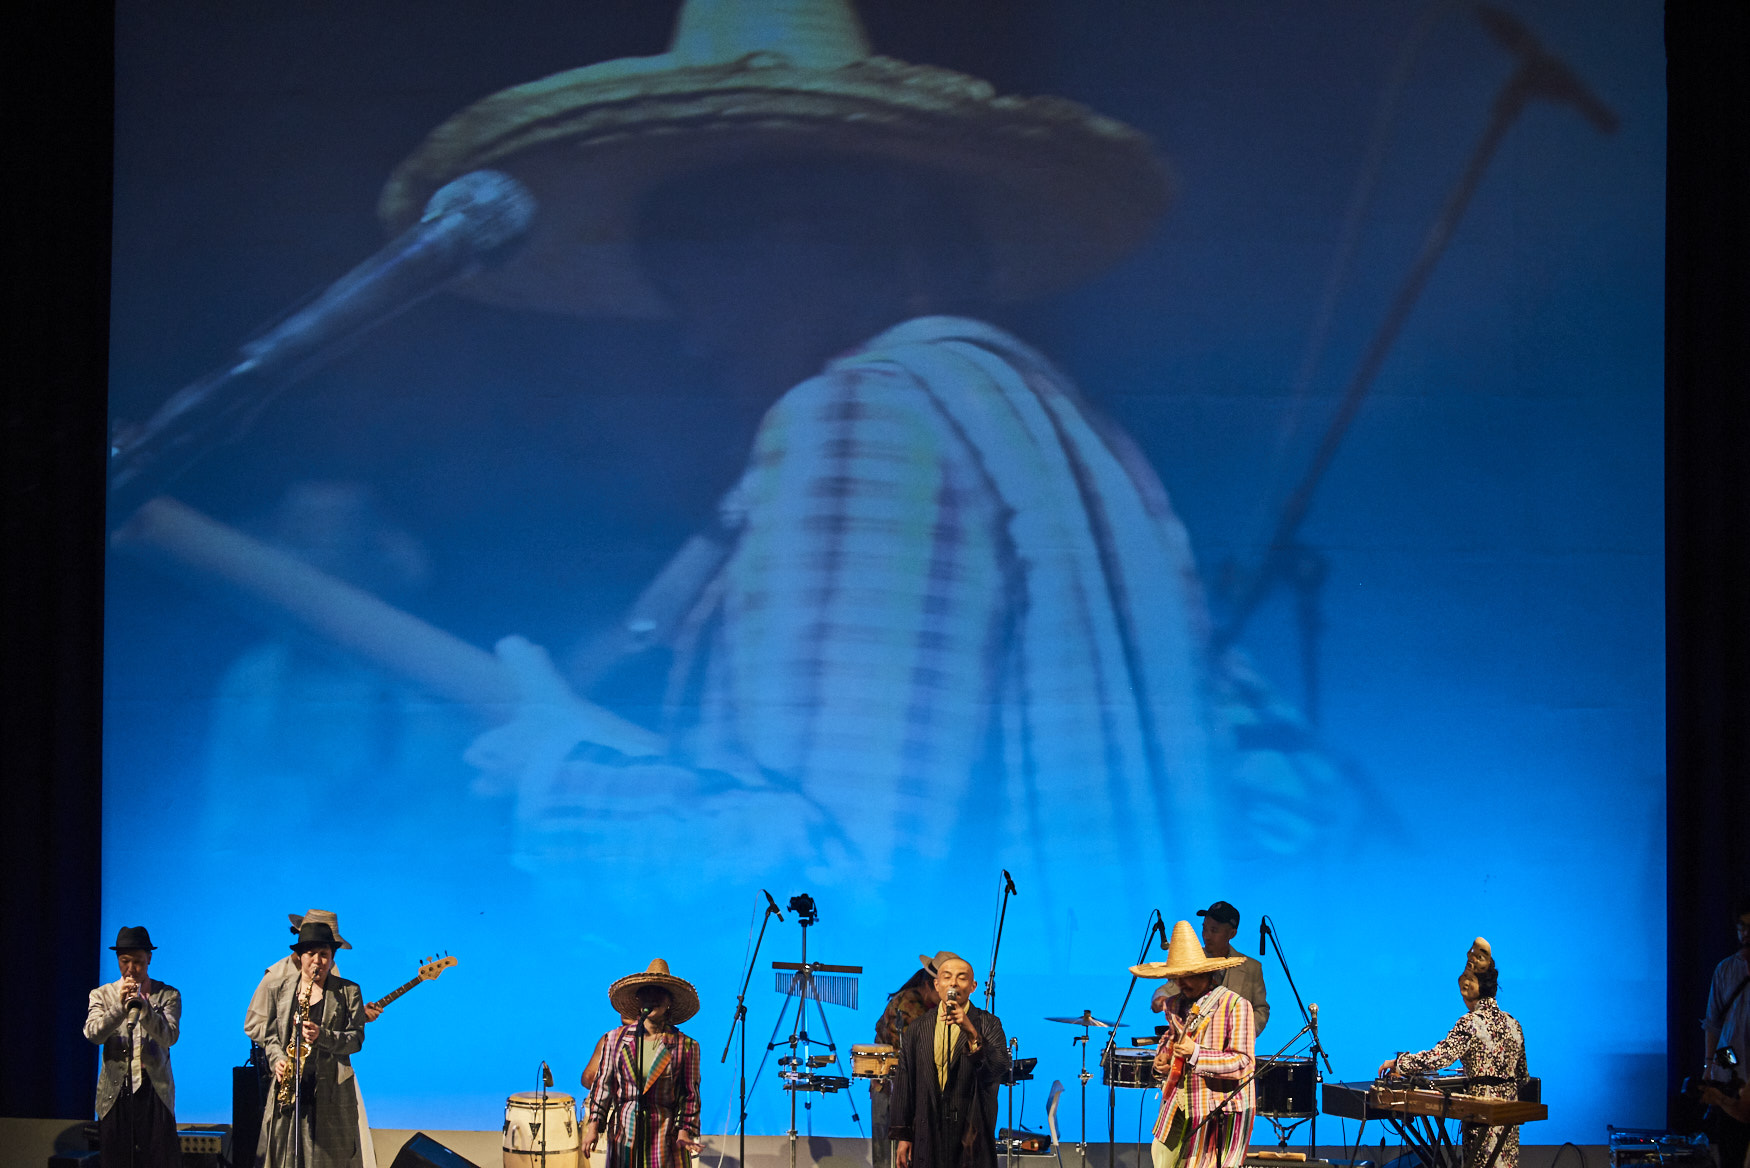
[
  {"left": 523, "top": 316, "right": 1220, "bottom": 939},
  {"left": 1152, "top": 984, "right": 1255, "bottom": 1167},
  {"left": 587, "top": 1024, "right": 702, "bottom": 1168},
  {"left": 1395, "top": 999, "right": 1528, "bottom": 1168}
]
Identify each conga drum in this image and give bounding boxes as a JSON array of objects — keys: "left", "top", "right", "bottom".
[
  {"left": 504, "top": 1091, "right": 581, "bottom": 1168},
  {"left": 851, "top": 1044, "right": 899, "bottom": 1079}
]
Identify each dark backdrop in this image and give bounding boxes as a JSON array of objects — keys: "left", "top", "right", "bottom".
[{"left": 1, "top": 0, "right": 1744, "bottom": 1123}]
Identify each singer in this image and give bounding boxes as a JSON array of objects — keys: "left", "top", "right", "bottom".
[
  {"left": 84, "top": 926, "right": 182, "bottom": 1168},
  {"left": 254, "top": 921, "right": 369, "bottom": 1168},
  {"left": 584, "top": 959, "right": 704, "bottom": 1168},
  {"left": 1151, "top": 902, "right": 1269, "bottom": 1033},
  {"left": 1135, "top": 922, "right": 1256, "bottom": 1168},
  {"left": 889, "top": 953, "right": 1011, "bottom": 1168}
]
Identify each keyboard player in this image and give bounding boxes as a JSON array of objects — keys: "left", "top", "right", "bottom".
[{"left": 1377, "top": 938, "right": 1527, "bottom": 1168}]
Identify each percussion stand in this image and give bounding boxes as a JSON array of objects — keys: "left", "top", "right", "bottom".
[
  {"left": 1260, "top": 916, "right": 1330, "bottom": 1156},
  {"left": 1104, "top": 910, "right": 1164, "bottom": 1167},
  {"left": 720, "top": 893, "right": 784, "bottom": 1168},
  {"left": 765, "top": 897, "right": 861, "bottom": 1168}
]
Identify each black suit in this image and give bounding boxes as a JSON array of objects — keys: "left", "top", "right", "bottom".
[{"left": 889, "top": 1006, "right": 1011, "bottom": 1168}]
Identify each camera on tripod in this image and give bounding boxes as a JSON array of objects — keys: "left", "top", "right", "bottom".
[{"left": 787, "top": 894, "right": 819, "bottom": 926}]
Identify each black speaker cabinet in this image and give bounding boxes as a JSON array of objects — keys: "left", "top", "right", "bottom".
[{"left": 389, "top": 1133, "right": 484, "bottom": 1168}]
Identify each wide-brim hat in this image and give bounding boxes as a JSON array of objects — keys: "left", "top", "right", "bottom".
[
  {"left": 609, "top": 958, "right": 700, "bottom": 1024},
  {"left": 919, "top": 950, "right": 968, "bottom": 977},
  {"left": 287, "top": 910, "right": 352, "bottom": 950},
  {"left": 378, "top": 0, "right": 1171, "bottom": 319},
  {"left": 111, "top": 926, "right": 156, "bottom": 952},
  {"left": 1131, "top": 921, "right": 1246, "bottom": 980},
  {"left": 291, "top": 921, "right": 343, "bottom": 953}
]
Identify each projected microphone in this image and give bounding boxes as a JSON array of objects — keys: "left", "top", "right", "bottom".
[
  {"left": 108, "top": 169, "right": 538, "bottom": 512},
  {"left": 763, "top": 889, "right": 785, "bottom": 922}
]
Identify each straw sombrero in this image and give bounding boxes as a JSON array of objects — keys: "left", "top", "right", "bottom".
[
  {"left": 1130, "top": 921, "right": 1247, "bottom": 980},
  {"left": 609, "top": 958, "right": 701, "bottom": 1023},
  {"left": 379, "top": 0, "right": 1171, "bottom": 319}
]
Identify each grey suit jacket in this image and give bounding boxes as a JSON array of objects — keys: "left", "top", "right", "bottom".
[
  {"left": 85, "top": 977, "right": 180, "bottom": 1118},
  {"left": 255, "top": 969, "right": 366, "bottom": 1086}
]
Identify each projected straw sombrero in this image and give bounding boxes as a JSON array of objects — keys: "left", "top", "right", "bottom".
[{"left": 379, "top": 0, "right": 1171, "bottom": 319}]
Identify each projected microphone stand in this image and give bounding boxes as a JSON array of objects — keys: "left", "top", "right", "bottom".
[{"left": 721, "top": 893, "right": 785, "bottom": 1168}]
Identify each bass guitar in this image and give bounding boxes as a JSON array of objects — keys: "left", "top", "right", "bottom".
[{"left": 369, "top": 954, "right": 458, "bottom": 1015}]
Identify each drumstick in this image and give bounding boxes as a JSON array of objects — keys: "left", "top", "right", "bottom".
[{"left": 112, "top": 495, "right": 664, "bottom": 757}]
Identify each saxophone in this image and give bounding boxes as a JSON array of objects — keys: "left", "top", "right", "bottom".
[{"left": 276, "top": 978, "right": 314, "bottom": 1108}]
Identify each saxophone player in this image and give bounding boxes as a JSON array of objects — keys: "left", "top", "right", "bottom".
[{"left": 254, "top": 921, "right": 369, "bottom": 1168}]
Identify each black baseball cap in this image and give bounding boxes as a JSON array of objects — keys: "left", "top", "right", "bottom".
[{"left": 1197, "top": 901, "right": 1241, "bottom": 927}]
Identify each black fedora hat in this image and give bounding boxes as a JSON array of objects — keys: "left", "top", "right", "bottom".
[
  {"left": 290, "top": 921, "right": 342, "bottom": 953},
  {"left": 110, "top": 926, "right": 156, "bottom": 952}
]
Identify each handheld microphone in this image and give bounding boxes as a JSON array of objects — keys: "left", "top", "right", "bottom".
[
  {"left": 1259, "top": 919, "right": 1268, "bottom": 957},
  {"left": 108, "top": 169, "right": 538, "bottom": 510},
  {"left": 763, "top": 889, "right": 785, "bottom": 921}
]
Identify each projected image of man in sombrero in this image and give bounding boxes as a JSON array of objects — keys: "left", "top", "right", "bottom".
[{"left": 435, "top": 0, "right": 1225, "bottom": 909}]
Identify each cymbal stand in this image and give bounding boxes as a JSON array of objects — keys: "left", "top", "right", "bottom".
[
  {"left": 1070, "top": 1022, "right": 1094, "bottom": 1163},
  {"left": 1104, "top": 910, "right": 1164, "bottom": 1164}
]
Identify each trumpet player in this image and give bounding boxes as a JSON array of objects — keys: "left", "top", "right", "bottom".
[
  {"left": 255, "top": 921, "right": 369, "bottom": 1168},
  {"left": 85, "top": 926, "right": 181, "bottom": 1168}
]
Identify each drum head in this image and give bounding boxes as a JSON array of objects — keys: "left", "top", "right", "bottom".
[{"left": 508, "top": 1090, "right": 576, "bottom": 1107}]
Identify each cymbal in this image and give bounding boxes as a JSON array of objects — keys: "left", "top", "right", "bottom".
[{"left": 1045, "top": 1012, "right": 1128, "bottom": 1028}]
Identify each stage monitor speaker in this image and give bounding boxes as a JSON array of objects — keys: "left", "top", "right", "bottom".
[{"left": 390, "top": 1132, "right": 485, "bottom": 1168}]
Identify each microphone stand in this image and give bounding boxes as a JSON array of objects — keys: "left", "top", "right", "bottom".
[
  {"left": 1188, "top": 1016, "right": 1316, "bottom": 1144},
  {"left": 291, "top": 989, "right": 306, "bottom": 1168},
  {"left": 1104, "top": 911, "right": 1163, "bottom": 1166},
  {"left": 987, "top": 871, "right": 1017, "bottom": 1168},
  {"left": 1261, "top": 917, "right": 1331, "bottom": 1156},
  {"left": 636, "top": 1006, "right": 652, "bottom": 1168},
  {"left": 721, "top": 895, "right": 783, "bottom": 1168}
]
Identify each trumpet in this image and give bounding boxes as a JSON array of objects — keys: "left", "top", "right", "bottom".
[{"left": 276, "top": 979, "right": 315, "bottom": 1108}]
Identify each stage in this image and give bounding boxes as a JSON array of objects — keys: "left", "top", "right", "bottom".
[{"left": 0, "top": 1121, "right": 1614, "bottom": 1168}]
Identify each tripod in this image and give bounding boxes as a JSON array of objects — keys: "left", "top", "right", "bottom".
[{"left": 759, "top": 894, "right": 862, "bottom": 1168}]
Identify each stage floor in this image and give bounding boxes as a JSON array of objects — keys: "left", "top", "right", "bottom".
[{"left": 0, "top": 1121, "right": 1610, "bottom": 1168}]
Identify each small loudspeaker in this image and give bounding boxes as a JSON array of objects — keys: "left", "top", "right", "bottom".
[{"left": 389, "top": 1133, "right": 485, "bottom": 1168}]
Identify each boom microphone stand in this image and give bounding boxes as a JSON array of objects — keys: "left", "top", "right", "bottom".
[
  {"left": 1260, "top": 916, "right": 1331, "bottom": 1155},
  {"left": 721, "top": 891, "right": 785, "bottom": 1168},
  {"left": 986, "top": 870, "right": 1021, "bottom": 1168},
  {"left": 1104, "top": 911, "right": 1165, "bottom": 1166}
]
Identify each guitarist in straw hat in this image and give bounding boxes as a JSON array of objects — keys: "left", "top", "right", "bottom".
[{"left": 1133, "top": 922, "right": 1257, "bottom": 1168}]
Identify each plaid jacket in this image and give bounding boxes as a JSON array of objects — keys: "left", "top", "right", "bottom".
[
  {"left": 586, "top": 1025, "right": 702, "bottom": 1168},
  {"left": 1152, "top": 984, "right": 1255, "bottom": 1166}
]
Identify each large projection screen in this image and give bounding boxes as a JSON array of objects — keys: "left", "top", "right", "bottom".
[{"left": 102, "top": 0, "right": 1664, "bottom": 1142}]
